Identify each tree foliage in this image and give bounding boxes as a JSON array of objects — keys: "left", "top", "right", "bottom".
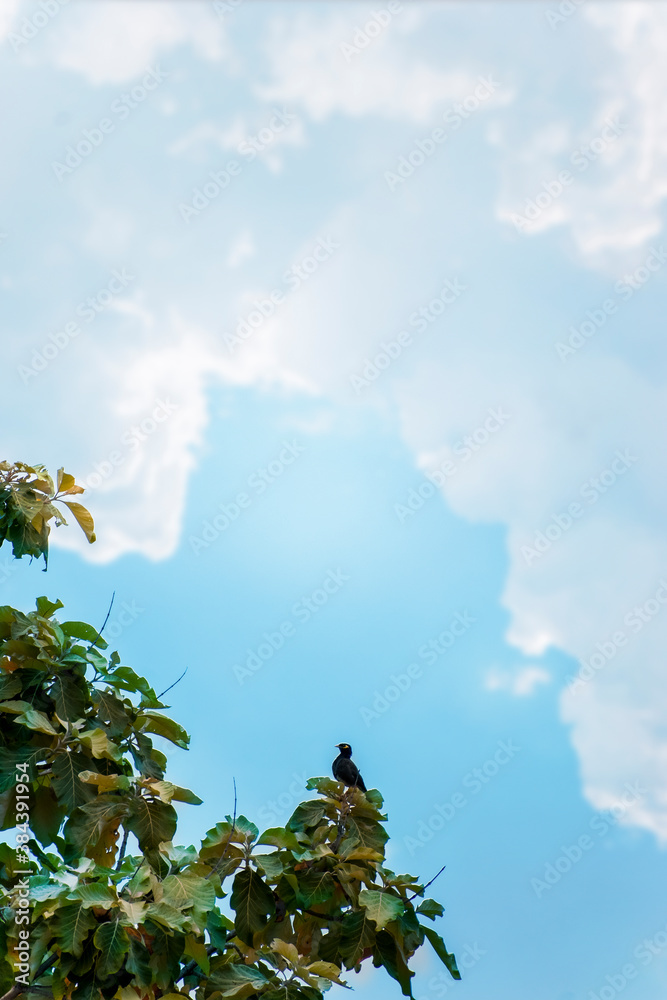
[
  {"left": 0, "top": 463, "right": 460, "bottom": 1000},
  {"left": 0, "top": 463, "right": 95, "bottom": 568}
]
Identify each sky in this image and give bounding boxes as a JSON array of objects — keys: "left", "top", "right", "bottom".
[{"left": 2, "top": 1, "right": 667, "bottom": 997}]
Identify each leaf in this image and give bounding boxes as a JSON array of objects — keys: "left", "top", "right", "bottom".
[
  {"left": 52, "top": 752, "right": 97, "bottom": 809},
  {"left": 126, "top": 797, "right": 177, "bottom": 853},
  {"left": 305, "top": 776, "right": 345, "bottom": 797},
  {"left": 288, "top": 800, "right": 326, "bottom": 832},
  {"left": 296, "top": 870, "right": 335, "bottom": 909},
  {"left": 161, "top": 873, "right": 216, "bottom": 912},
  {"left": 271, "top": 938, "right": 299, "bottom": 965},
  {"left": 416, "top": 898, "right": 445, "bottom": 920},
  {"left": 145, "top": 780, "right": 202, "bottom": 805},
  {"left": 49, "top": 671, "right": 87, "bottom": 722},
  {"left": 52, "top": 902, "right": 97, "bottom": 958},
  {"left": 78, "top": 727, "right": 123, "bottom": 761},
  {"left": 64, "top": 798, "right": 128, "bottom": 864},
  {"left": 306, "top": 961, "right": 348, "bottom": 986},
  {"left": 230, "top": 868, "right": 276, "bottom": 945},
  {"left": 0, "top": 675, "right": 22, "bottom": 701},
  {"left": 184, "top": 934, "right": 210, "bottom": 975},
  {"left": 339, "top": 909, "right": 377, "bottom": 968},
  {"left": 57, "top": 470, "right": 84, "bottom": 495},
  {"left": 373, "top": 929, "right": 414, "bottom": 998},
  {"left": 35, "top": 597, "right": 64, "bottom": 618},
  {"left": 339, "top": 816, "right": 388, "bottom": 857},
  {"left": 257, "top": 827, "right": 301, "bottom": 852},
  {"left": 60, "top": 621, "right": 102, "bottom": 643},
  {"left": 359, "top": 889, "right": 405, "bottom": 930},
  {"left": 422, "top": 925, "right": 461, "bottom": 980},
  {"left": 31, "top": 784, "right": 64, "bottom": 846},
  {"left": 118, "top": 899, "right": 147, "bottom": 925},
  {"left": 14, "top": 708, "right": 59, "bottom": 735},
  {"left": 137, "top": 711, "right": 190, "bottom": 749},
  {"left": 78, "top": 771, "right": 131, "bottom": 793},
  {"left": 61, "top": 501, "right": 96, "bottom": 543},
  {"left": 68, "top": 883, "right": 118, "bottom": 907},
  {"left": 208, "top": 962, "right": 270, "bottom": 998}
]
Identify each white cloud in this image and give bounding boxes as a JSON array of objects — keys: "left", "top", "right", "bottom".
[
  {"left": 484, "top": 666, "right": 551, "bottom": 697},
  {"left": 36, "top": 0, "right": 226, "bottom": 85}
]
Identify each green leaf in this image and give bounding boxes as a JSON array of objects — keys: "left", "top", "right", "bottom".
[
  {"left": 230, "top": 867, "right": 276, "bottom": 945},
  {"left": 358, "top": 889, "right": 405, "bottom": 930},
  {"left": 340, "top": 816, "right": 388, "bottom": 857},
  {"left": 288, "top": 800, "right": 326, "bottom": 832},
  {"left": 93, "top": 920, "right": 130, "bottom": 979},
  {"left": 137, "top": 711, "right": 190, "bottom": 749},
  {"left": 31, "top": 784, "right": 65, "bottom": 846},
  {"left": 416, "top": 898, "right": 445, "bottom": 920},
  {"left": 339, "top": 909, "right": 377, "bottom": 968},
  {"left": 67, "top": 884, "right": 118, "bottom": 907},
  {"left": 52, "top": 752, "right": 96, "bottom": 809},
  {"left": 126, "top": 797, "right": 177, "bottom": 853},
  {"left": 305, "top": 776, "right": 344, "bottom": 797},
  {"left": 0, "top": 674, "right": 21, "bottom": 701},
  {"left": 14, "top": 708, "right": 58, "bottom": 735},
  {"left": 257, "top": 827, "right": 301, "bottom": 852},
  {"left": 209, "top": 962, "right": 270, "bottom": 998},
  {"left": 50, "top": 671, "right": 87, "bottom": 722},
  {"left": 52, "top": 902, "right": 97, "bottom": 958},
  {"left": 63, "top": 797, "right": 128, "bottom": 864},
  {"left": 296, "top": 870, "right": 335, "bottom": 908},
  {"left": 93, "top": 690, "right": 130, "bottom": 735},
  {"left": 373, "top": 929, "right": 414, "bottom": 997},
  {"left": 422, "top": 925, "right": 461, "bottom": 980},
  {"left": 60, "top": 621, "right": 104, "bottom": 644},
  {"left": 161, "top": 872, "right": 216, "bottom": 912},
  {"left": 35, "top": 597, "right": 65, "bottom": 618}
]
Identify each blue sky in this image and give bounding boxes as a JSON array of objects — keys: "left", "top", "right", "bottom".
[{"left": 3, "top": 2, "right": 667, "bottom": 998}]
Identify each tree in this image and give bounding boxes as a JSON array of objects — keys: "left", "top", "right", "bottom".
[{"left": 0, "top": 461, "right": 461, "bottom": 1000}]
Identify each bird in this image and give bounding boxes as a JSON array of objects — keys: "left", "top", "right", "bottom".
[{"left": 332, "top": 743, "right": 367, "bottom": 792}]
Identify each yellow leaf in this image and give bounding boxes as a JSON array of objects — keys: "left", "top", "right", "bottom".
[
  {"left": 57, "top": 469, "right": 84, "bottom": 495},
  {"left": 79, "top": 770, "right": 131, "bottom": 792},
  {"left": 61, "top": 501, "right": 96, "bottom": 543},
  {"left": 306, "top": 961, "right": 348, "bottom": 985},
  {"left": 79, "top": 727, "right": 122, "bottom": 760},
  {"left": 271, "top": 939, "right": 299, "bottom": 966},
  {"left": 118, "top": 900, "right": 147, "bottom": 925}
]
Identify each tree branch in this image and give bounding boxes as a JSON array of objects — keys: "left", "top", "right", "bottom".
[
  {"left": 407, "top": 863, "right": 447, "bottom": 901},
  {"left": 206, "top": 777, "right": 237, "bottom": 881},
  {"left": 115, "top": 826, "right": 129, "bottom": 871},
  {"left": 86, "top": 592, "right": 115, "bottom": 652},
  {"left": 0, "top": 954, "right": 58, "bottom": 1000},
  {"left": 156, "top": 667, "right": 188, "bottom": 702}
]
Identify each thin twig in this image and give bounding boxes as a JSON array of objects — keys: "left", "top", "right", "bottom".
[
  {"left": 86, "top": 592, "right": 116, "bottom": 652},
  {"left": 0, "top": 954, "right": 58, "bottom": 1000},
  {"left": 115, "top": 827, "right": 129, "bottom": 871},
  {"left": 206, "top": 777, "right": 237, "bottom": 881},
  {"left": 303, "top": 909, "right": 345, "bottom": 923},
  {"left": 156, "top": 667, "right": 188, "bottom": 701},
  {"left": 407, "top": 863, "right": 447, "bottom": 901}
]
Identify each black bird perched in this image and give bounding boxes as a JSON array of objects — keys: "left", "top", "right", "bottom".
[{"left": 332, "top": 743, "right": 367, "bottom": 792}]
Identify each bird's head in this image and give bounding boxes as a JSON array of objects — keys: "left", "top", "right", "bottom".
[{"left": 335, "top": 743, "right": 352, "bottom": 756}]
